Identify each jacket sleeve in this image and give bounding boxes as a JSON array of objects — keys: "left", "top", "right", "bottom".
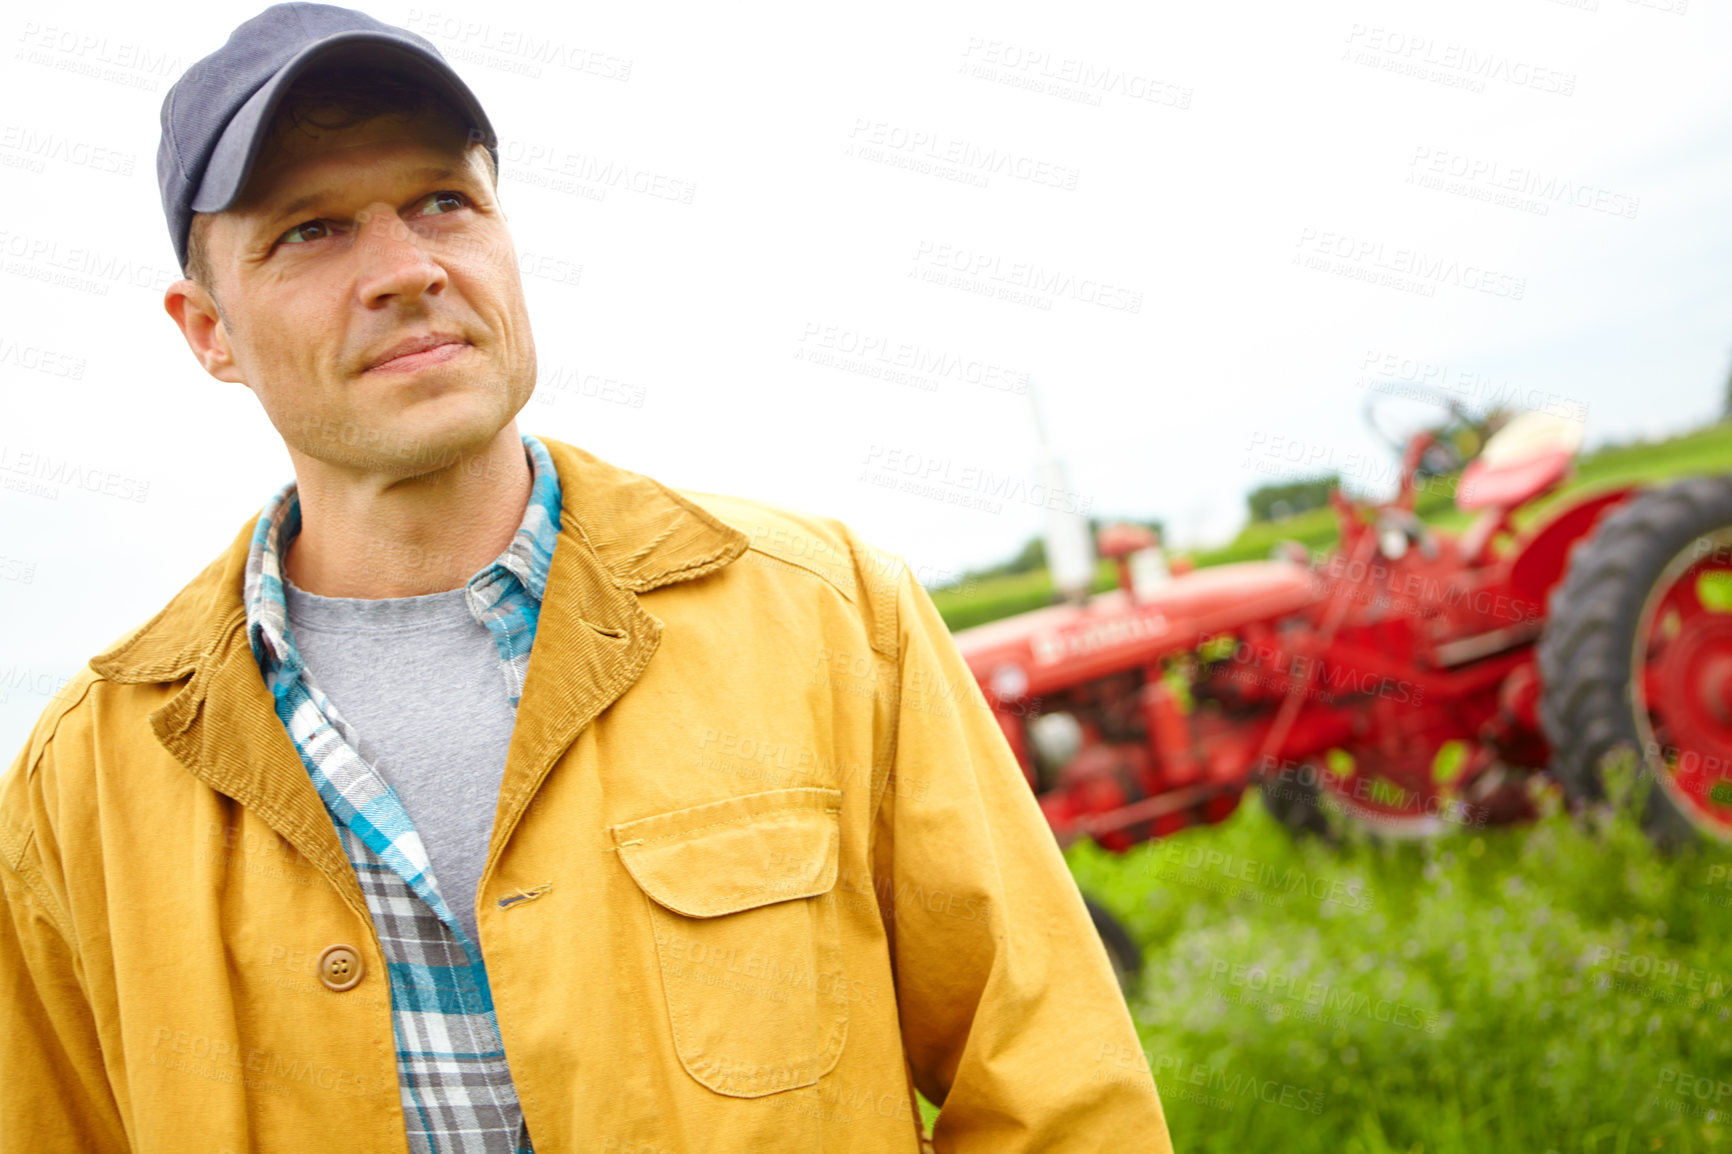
[
  {"left": 0, "top": 735, "right": 131, "bottom": 1152},
  {"left": 872, "top": 565, "right": 1172, "bottom": 1152}
]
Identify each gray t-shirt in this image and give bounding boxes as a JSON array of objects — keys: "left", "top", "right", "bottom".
[{"left": 282, "top": 576, "right": 518, "bottom": 948}]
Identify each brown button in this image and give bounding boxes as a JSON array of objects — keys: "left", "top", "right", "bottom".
[{"left": 317, "top": 944, "right": 365, "bottom": 992}]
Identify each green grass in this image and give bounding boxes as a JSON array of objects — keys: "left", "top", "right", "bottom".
[
  {"left": 932, "top": 421, "right": 1732, "bottom": 631},
  {"left": 1065, "top": 785, "right": 1732, "bottom": 1152}
]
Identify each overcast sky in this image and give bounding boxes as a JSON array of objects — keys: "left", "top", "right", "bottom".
[{"left": 3, "top": 0, "right": 1731, "bottom": 750}]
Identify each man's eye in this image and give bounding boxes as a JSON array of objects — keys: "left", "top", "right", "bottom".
[
  {"left": 280, "top": 219, "right": 333, "bottom": 245},
  {"left": 419, "top": 191, "right": 468, "bottom": 215}
]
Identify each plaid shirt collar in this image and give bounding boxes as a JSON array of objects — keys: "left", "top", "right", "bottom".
[
  {"left": 237, "top": 431, "right": 558, "bottom": 1154},
  {"left": 244, "top": 432, "right": 562, "bottom": 702}
]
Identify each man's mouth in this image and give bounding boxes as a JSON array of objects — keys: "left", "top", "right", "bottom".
[{"left": 363, "top": 334, "right": 472, "bottom": 374}]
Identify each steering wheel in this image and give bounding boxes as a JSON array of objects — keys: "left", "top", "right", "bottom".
[{"left": 1362, "top": 383, "right": 1481, "bottom": 469}]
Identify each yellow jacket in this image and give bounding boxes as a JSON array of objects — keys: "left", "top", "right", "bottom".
[{"left": 0, "top": 435, "right": 1171, "bottom": 1153}]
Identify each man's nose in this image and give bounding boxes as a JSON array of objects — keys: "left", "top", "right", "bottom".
[{"left": 353, "top": 203, "right": 447, "bottom": 308}]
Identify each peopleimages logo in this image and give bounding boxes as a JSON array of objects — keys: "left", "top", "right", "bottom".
[
  {"left": 0, "top": 336, "right": 86, "bottom": 380},
  {"left": 0, "top": 125, "right": 135, "bottom": 175},
  {"left": 0, "top": 445, "right": 148, "bottom": 502},
  {"left": 1154, "top": 843, "right": 1378, "bottom": 912},
  {"left": 1149, "top": 1055, "right": 1327, "bottom": 1115},
  {"left": 797, "top": 322, "right": 1030, "bottom": 395},
  {"left": 859, "top": 444, "right": 1093, "bottom": 515},
  {"left": 1209, "top": 960, "right": 1441, "bottom": 1033},
  {"left": 1293, "top": 228, "right": 1525, "bottom": 300},
  {"left": 910, "top": 241, "right": 1144, "bottom": 313},
  {"left": 957, "top": 39, "right": 1194, "bottom": 110},
  {"left": 476, "top": 131, "right": 695, "bottom": 205},
  {"left": 1342, "top": 25, "right": 1576, "bottom": 96},
  {"left": 13, "top": 22, "right": 182, "bottom": 92},
  {"left": 846, "top": 119, "right": 1081, "bottom": 190},
  {"left": 0, "top": 229, "right": 179, "bottom": 295},
  {"left": 1407, "top": 146, "right": 1640, "bottom": 220},
  {"left": 1358, "top": 348, "right": 1589, "bottom": 423},
  {"left": 403, "top": 11, "right": 633, "bottom": 81}
]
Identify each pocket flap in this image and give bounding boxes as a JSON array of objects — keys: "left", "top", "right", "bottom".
[{"left": 610, "top": 788, "right": 843, "bottom": 918}]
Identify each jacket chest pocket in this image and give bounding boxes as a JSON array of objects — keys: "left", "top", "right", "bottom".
[{"left": 611, "top": 787, "right": 850, "bottom": 1097}]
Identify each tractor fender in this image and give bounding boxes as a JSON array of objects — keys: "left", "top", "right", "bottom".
[
  {"left": 1507, "top": 485, "right": 1639, "bottom": 607},
  {"left": 954, "top": 561, "right": 1324, "bottom": 694}
]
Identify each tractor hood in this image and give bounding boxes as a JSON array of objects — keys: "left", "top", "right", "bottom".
[{"left": 954, "top": 560, "right": 1325, "bottom": 697}]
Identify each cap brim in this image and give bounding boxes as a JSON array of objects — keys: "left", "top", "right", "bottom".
[{"left": 190, "top": 32, "right": 495, "bottom": 214}]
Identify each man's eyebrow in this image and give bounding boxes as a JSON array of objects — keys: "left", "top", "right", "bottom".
[{"left": 260, "top": 165, "right": 475, "bottom": 227}]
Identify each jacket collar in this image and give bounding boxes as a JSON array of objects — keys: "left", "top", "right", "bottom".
[
  {"left": 90, "top": 434, "right": 749, "bottom": 685},
  {"left": 85, "top": 434, "right": 749, "bottom": 923}
]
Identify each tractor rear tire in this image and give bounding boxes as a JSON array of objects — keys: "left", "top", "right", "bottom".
[
  {"left": 1082, "top": 894, "right": 1143, "bottom": 991},
  {"left": 1536, "top": 476, "right": 1732, "bottom": 849}
]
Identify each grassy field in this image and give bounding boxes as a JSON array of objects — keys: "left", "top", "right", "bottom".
[
  {"left": 1063, "top": 783, "right": 1732, "bottom": 1152},
  {"left": 931, "top": 421, "right": 1732, "bottom": 631},
  {"left": 910, "top": 781, "right": 1732, "bottom": 1149}
]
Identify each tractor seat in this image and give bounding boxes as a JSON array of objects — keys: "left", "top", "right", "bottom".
[{"left": 1455, "top": 410, "right": 1583, "bottom": 512}]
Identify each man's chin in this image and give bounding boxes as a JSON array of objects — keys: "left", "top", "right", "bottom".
[{"left": 299, "top": 412, "right": 519, "bottom": 480}]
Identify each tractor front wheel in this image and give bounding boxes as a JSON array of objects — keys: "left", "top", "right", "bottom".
[
  {"left": 1259, "top": 769, "right": 1337, "bottom": 842},
  {"left": 1538, "top": 476, "right": 1732, "bottom": 847}
]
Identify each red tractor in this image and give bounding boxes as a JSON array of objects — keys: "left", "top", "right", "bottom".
[{"left": 953, "top": 396, "right": 1732, "bottom": 971}]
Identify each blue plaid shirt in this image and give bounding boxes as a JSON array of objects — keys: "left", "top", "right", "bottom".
[{"left": 242, "top": 433, "right": 560, "bottom": 1154}]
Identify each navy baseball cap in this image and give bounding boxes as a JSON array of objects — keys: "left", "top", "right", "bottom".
[{"left": 157, "top": 3, "right": 499, "bottom": 272}]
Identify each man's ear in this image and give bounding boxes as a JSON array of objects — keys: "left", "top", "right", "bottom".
[{"left": 164, "top": 279, "right": 245, "bottom": 385}]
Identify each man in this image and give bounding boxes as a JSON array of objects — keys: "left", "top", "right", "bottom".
[{"left": 0, "top": 5, "right": 1172, "bottom": 1151}]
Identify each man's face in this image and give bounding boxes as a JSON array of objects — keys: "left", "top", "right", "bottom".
[{"left": 179, "top": 105, "right": 534, "bottom": 478}]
